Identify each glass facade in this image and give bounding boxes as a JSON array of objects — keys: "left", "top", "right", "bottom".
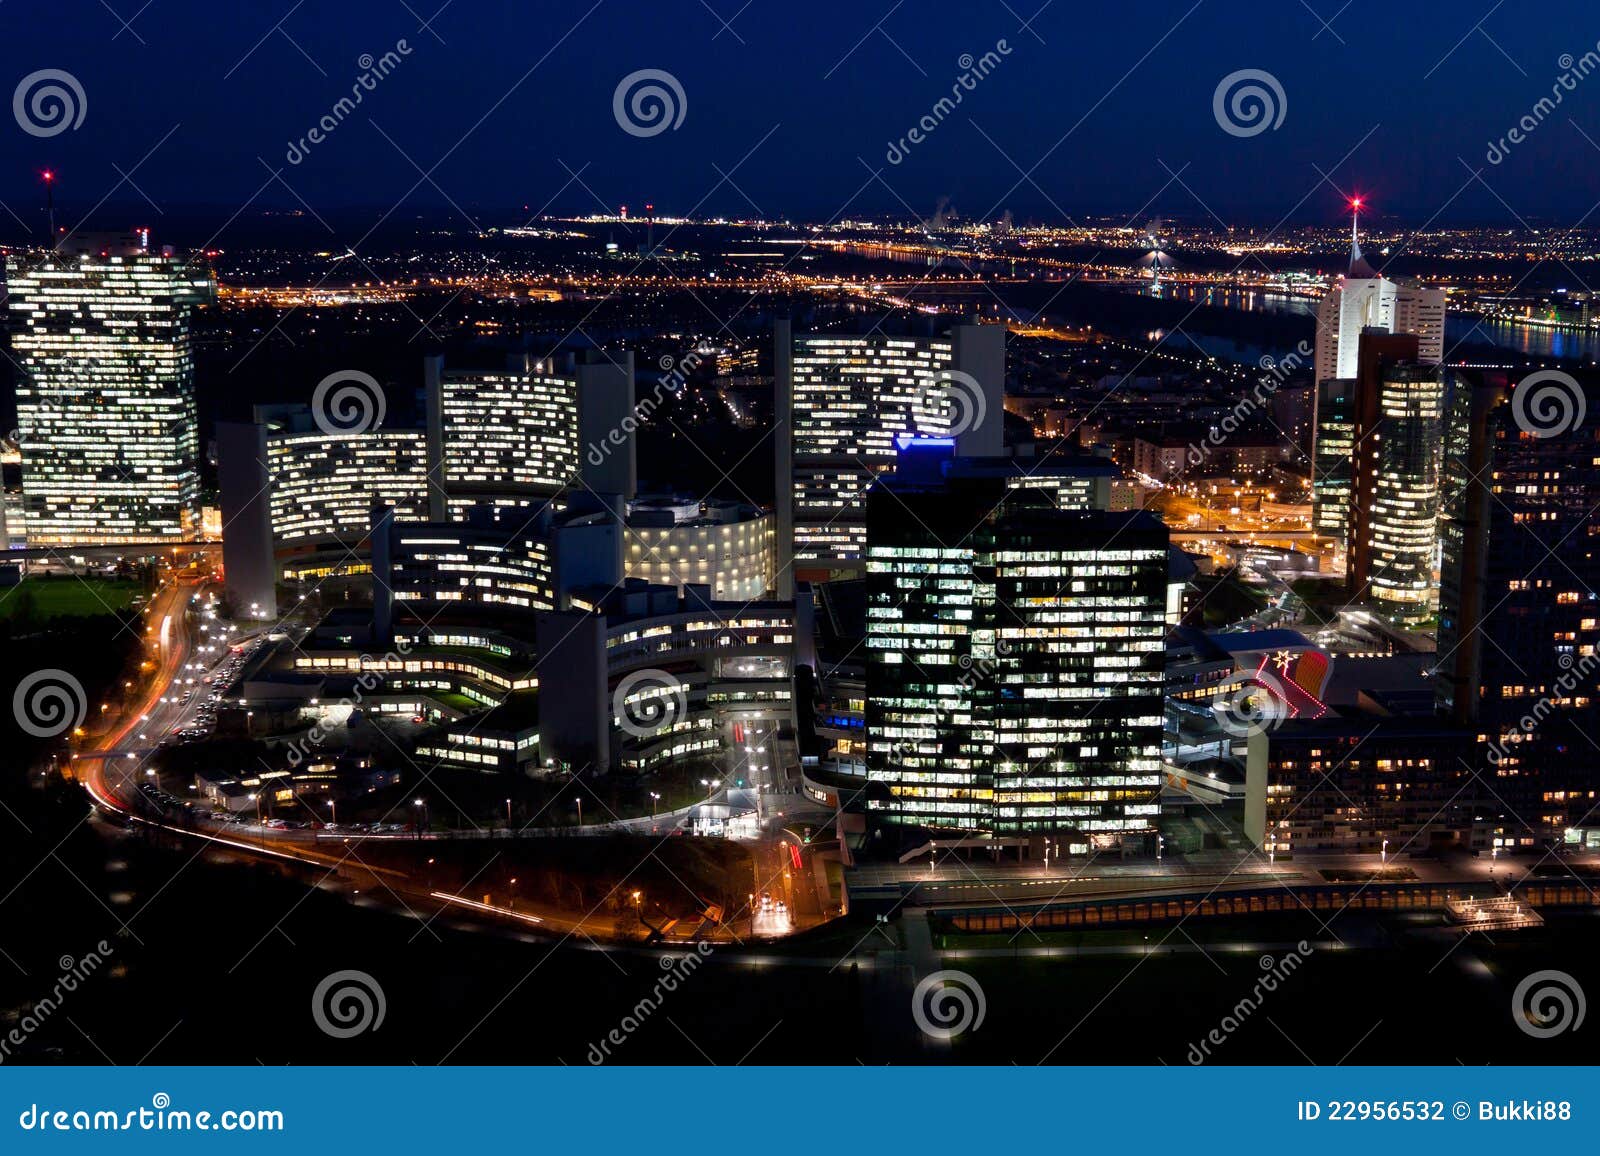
[
  {"left": 865, "top": 455, "right": 1168, "bottom": 837},
  {"left": 8, "top": 239, "right": 213, "bottom": 545},
  {"left": 1312, "top": 378, "right": 1356, "bottom": 542},
  {"left": 1367, "top": 364, "right": 1446, "bottom": 624}
]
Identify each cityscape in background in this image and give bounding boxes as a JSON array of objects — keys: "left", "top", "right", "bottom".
[{"left": 3, "top": 0, "right": 1600, "bottom": 1069}]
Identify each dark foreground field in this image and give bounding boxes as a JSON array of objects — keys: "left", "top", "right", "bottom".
[{"left": 2, "top": 795, "right": 1596, "bottom": 1066}]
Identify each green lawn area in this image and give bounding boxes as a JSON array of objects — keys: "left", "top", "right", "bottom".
[{"left": 0, "top": 578, "right": 145, "bottom": 622}]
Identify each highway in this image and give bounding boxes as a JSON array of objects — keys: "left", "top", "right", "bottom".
[{"left": 76, "top": 575, "right": 205, "bottom": 812}]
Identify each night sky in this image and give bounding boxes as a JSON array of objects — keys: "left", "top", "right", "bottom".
[{"left": 4, "top": 0, "right": 1600, "bottom": 233}]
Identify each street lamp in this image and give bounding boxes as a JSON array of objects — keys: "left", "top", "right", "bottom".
[{"left": 1381, "top": 838, "right": 1388, "bottom": 866}]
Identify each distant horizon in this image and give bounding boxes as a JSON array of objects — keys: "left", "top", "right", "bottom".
[
  {"left": 5, "top": 0, "right": 1600, "bottom": 232},
  {"left": 0, "top": 195, "right": 1589, "bottom": 247}
]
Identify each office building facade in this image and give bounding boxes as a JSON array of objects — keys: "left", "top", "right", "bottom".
[
  {"left": 1312, "top": 216, "right": 1443, "bottom": 387},
  {"left": 1360, "top": 363, "right": 1447, "bottom": 624},
  {"left": 425, "top": 350, "right": 635, "bottom": 518},
  {"left": 775, "top": 318, "right": 1004, "bottom": 593},
  {"left": 864, "top": 441, "right": 1167, "bottom": 840},
  {"left": 1437, "top": 371, "right": 1600, "bottom": 843},
  {"left": 7, "top": 233, "right": 214, "bottom": 545},
  {"left": 1313, "top": 332, "right": 1446, "bottom": 624}
]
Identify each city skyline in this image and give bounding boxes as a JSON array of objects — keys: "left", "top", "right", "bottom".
[{"left": 5, "top": 0, "right": 1600, "bottom": 1092}]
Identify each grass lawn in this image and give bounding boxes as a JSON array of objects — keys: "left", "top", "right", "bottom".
[{"left": 0, "top": 577, "right": 145, "bottom": 621}]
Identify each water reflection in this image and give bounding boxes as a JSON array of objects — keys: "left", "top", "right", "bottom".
[{"left": 1134, "top": 280, "right": 1599, "bottom": 360}]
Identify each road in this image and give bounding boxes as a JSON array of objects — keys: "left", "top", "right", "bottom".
[
  {"left": 76, "top": 576, "right": 204, "bottom": 811},
  {"left": 719, "top": 714, "right": 835, "bottom": 937},
  {"left": 72, "top": 602, "right": 812, "bottom": 945}
]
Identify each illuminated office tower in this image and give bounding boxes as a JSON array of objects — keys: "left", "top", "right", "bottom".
[
  {"left": 1312, "top": 206, "right": 1442, "bottom": 387},
  {"left": 1311, "top": 377, "right": 1356, "bottom": 542},
  {"left": 1395, "top": 285, "right": 1446, "bottom": 364},
  {"left": 424, "top": 350, "right": 635, "bottom": 518},
  {"left": 217, "top": 404, "right": 430, "bottom": 601},
  {"left": 1312, "top": 207, "right": 1396, "bottom": 382},
  {"left": 7, "top": 232, "right": 214, "bottom": 545},
  {"left": 1360, "top": 363, "right": 1447, "bottom": 624},
  {"left": 1313, "top": 330, "right": 1423, "bottom": 574},
  {"left": 259, "top": 405, "right": 430, "bottom": 578},
  {"left": 989, "top": 503, "right": 1167, "bottom": 837},
  {"left": 864, "top": 440, "right": 1167, "bottom": 840},
  {"left": 774, "top": 318, "right": 1004, "bottom": 595}
]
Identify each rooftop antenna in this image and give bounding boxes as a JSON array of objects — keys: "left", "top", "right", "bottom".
[
  {"left": 1346, "top": 195, "right": 1377, "bottom": 278},
  {"left": 42, "top": 169, "right": 56, "bottom": 248}
]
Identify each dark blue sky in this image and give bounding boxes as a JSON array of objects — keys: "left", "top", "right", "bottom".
[{"left": 4, "top": 0, "right": 1600, "bottom": 236}]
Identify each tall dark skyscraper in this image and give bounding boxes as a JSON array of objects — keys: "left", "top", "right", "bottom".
[
  {"left": 864, "top": 441, "right": 1168, "bottom": 841},
  {"left": 1437, "top": 370, "right": 1600, "bottom": 841}
]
